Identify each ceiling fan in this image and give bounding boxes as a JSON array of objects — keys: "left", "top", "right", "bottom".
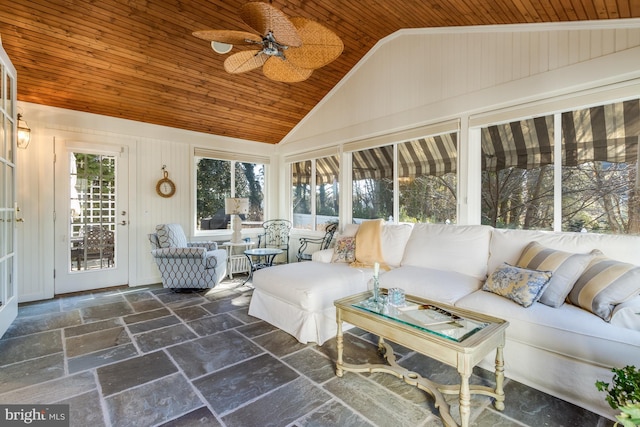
[{"left": 193, "top": 1, "right": 344, "bottom": 83}]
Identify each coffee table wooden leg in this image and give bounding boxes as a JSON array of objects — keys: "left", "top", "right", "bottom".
[
  {"left": 377, "top": 336, "right": 386, "bottom": 355},
  {"left": 336, "top": 311, "right": 344, "bottom": 377},
  {"left": 459, "top": 371, "right": 471, "bottom": 427},
  {"left": 494, "top": 344, "right": 505, "bottom": 411}
]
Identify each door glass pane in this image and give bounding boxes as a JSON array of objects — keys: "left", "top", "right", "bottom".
[
  {"left": 5, "top": 67, "right": 12, "bottom": 117},
  {"left": 69, "top": 152, "right": 116, "bottom": 271}
]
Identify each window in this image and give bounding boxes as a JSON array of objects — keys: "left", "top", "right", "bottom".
[
  {"left": 479, "top": 99, "right": 640, "bottom": 235},
  {"left": 196, "top": 157, "right": 265, "bottom": 231},
  {"left": 291, "top": 155, "right": 339, "bottom": 230},
  {"left": 397, "top": 135, "right": 457, "bottom": 223},
  {"left": 561, "top": 100, "right": 640, "bottom": 234},
  {"left": 352, "top": 145, "right": 394, "bottom": 221},
  {"left": 480, "top": 116, "right": 555, "bottom": 230},
  {"left": 351, "top": 133, "right": 458, "bottom": 223}
]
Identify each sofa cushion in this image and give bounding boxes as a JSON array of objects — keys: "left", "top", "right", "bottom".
[
  {"left": 483, "top": 263, "right": 552, "bottom": 308},
  {"left": 610, "top": 296, "right": 640, "bottom": 331},
  {"left": 380, "top": 223, "right": 413, "bottom": 267},
  {"left": 379, "top": 266, "right": 482, "bottom": 305},
  {"left": 401, "top": 224, "right": 492, "bottom": 280},
  {"left": 455, "top": 289, "right": 640, "bottom": 369},
  {"left": 331, "top": 237, "right": 356, "bottom": 263},
  {"left": 251, "top": 262, "right": 367, "bottom": 312},
  {"left": 568, "top": 255, "right": 640, "bottom": 321},
  {"left": 488, "top": 228, "right": 640, "bottom": 276},
  {"left": 515, "top": 241, "right": 596, "bottom": 308},
  {"left": 156, "top": 223, "right": 188, "bottom": 248}
]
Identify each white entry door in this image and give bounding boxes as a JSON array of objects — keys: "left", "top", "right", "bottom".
[
  {"left": 54, "top": 139, "right": 129, "bottom": 294},
  {"left": 0, "top": 43, "right": 18, "bottom": 337}
]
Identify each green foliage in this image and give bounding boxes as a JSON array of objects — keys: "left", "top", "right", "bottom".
[
  {"left": 615, "top": 403, "right": 640, "bottom": 427},
  {"left": 196, "top": 159, "right": 231, "bottom": 221},
  {"left": 596, "top": 365, "right": 640, "bottom": 426}
]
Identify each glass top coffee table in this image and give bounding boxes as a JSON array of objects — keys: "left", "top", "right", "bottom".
[{"left": 334, "top": 291, "right": 509, "bottom": 427}]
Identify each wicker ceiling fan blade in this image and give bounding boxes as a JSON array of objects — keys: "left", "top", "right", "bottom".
[
  {"left": 224, "top": 50, "right": 267, "bottom": 74},
  {"left": 285, "top": 17, "right": 344, "bottom": 70},
  {"left": 192, "top": 29, "right": 262, "bottom": 45},
  {"left": 263, "top": 56, "right": 312, "bottom": 82},
  {"left": 241, "top": 2, "right": 302, "bottom": 47}
]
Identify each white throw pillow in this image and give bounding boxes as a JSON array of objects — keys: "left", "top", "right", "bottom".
[
  {"left": 401, "top": 224, "right": 493, "bottom": 280},
  {"left": 380, "top": 224, "right": 413, "bottom": 267}
]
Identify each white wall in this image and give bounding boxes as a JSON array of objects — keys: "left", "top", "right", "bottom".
[
  {"left": 278, "top": 19, "right": 640, "bottom": 227},
  {"left": 280, "top": 20, "right": 640, "bottom": 150},
  {"left": 16, "top": 103, "right": 276, "bottom": 302}
]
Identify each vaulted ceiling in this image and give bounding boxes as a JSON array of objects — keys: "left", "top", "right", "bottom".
[{"left": 1, "top": 1, "right": 638, "bottom": 144}]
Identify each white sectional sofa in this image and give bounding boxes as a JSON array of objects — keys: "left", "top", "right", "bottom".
[{"left": 248, "top": 222, "right": 640, "bottom": 419}]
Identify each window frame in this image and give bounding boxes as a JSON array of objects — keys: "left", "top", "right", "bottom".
[
  {"left": 472, "top": 95, "right": 640, "bottom": 234},
  {"left": 193, "top": 148, "right": 269, "bottom": 237},
  {"left": 289, "top": 153, "right": 340, "bottom": 231}
]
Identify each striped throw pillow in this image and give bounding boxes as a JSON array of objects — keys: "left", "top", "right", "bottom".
[
  {"left": 516, "top": 241, "right": 596, "bottom": 308},
  {"left": 568, "top": 256, "right": 640, "bottom": 321}
]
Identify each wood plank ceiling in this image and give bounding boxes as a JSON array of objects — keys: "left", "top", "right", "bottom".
[{"left": 1, "top": 1, "right": 638, "bottom": 144}]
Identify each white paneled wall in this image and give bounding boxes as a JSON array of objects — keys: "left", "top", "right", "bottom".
[
  {"left": 135, "top": 138, "right": 192, "bottom": 285},
  {"left": 282, "top": 21, "right": 640, "bottom": 148},
  {"left": 15, "top": 103, "right": 274, "bottom": 302}
]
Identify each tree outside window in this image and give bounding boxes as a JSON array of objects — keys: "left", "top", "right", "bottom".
[
  {"left": 196, "top": 158, "right": 264, "bottom": 231},
  {"left": 291, "top": 156, "right": 339, "bottom": 230},
  {"left": 352, "top": 134, "right": 458, "bottom": 224},
  {"left": 480, "top": 99, "right": 639, "bottom": 235}
]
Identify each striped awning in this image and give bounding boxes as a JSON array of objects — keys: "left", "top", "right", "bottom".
[
  {"left": 482, "top": 99, "right": 640, "bottom": 172},
  {"left": 563, "top": 100, "right": 639, "bottom": 166},
  {"left": 292, "top": 99, "right": 639, "bottom": 184},
  {"left": 352, "top": 133, "right": 458, "bottom": 181}
]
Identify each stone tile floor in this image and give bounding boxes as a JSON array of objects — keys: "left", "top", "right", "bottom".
[{"left": 0, "top": 277, "right": 615, "bottom": 427}]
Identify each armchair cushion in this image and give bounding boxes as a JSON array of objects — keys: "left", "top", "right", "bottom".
[{"left": 156, "top": 223, "right": 188, "bottom": 248}]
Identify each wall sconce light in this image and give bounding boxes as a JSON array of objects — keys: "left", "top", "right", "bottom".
[
  {"left": 224, "top": 197, "right": 249, "bottom": 243},
  {"left": 17, "top": 114, "right": 31, "bottom": 149}
]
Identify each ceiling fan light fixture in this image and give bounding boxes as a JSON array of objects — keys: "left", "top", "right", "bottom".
[
  {"left": 211, "top": 41, "right": 233, "bottom": 54},
  {"left": 194, "top": 1, "right": 343, "bottom": 82}
]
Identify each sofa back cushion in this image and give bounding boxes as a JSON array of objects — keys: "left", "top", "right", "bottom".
[
  {"left": 380, "top": 224, "right": 413, "bottom": 267},
  {"left": 488, "top": 228, "right": 640, "bottom": 275},
  {"left": 400, "top": 224, "right": 493, "bottom": 280}
]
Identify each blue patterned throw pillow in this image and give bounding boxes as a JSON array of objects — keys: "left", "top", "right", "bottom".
[{"left": 483, "top": 263, "right": 553, "bottom": 308}]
